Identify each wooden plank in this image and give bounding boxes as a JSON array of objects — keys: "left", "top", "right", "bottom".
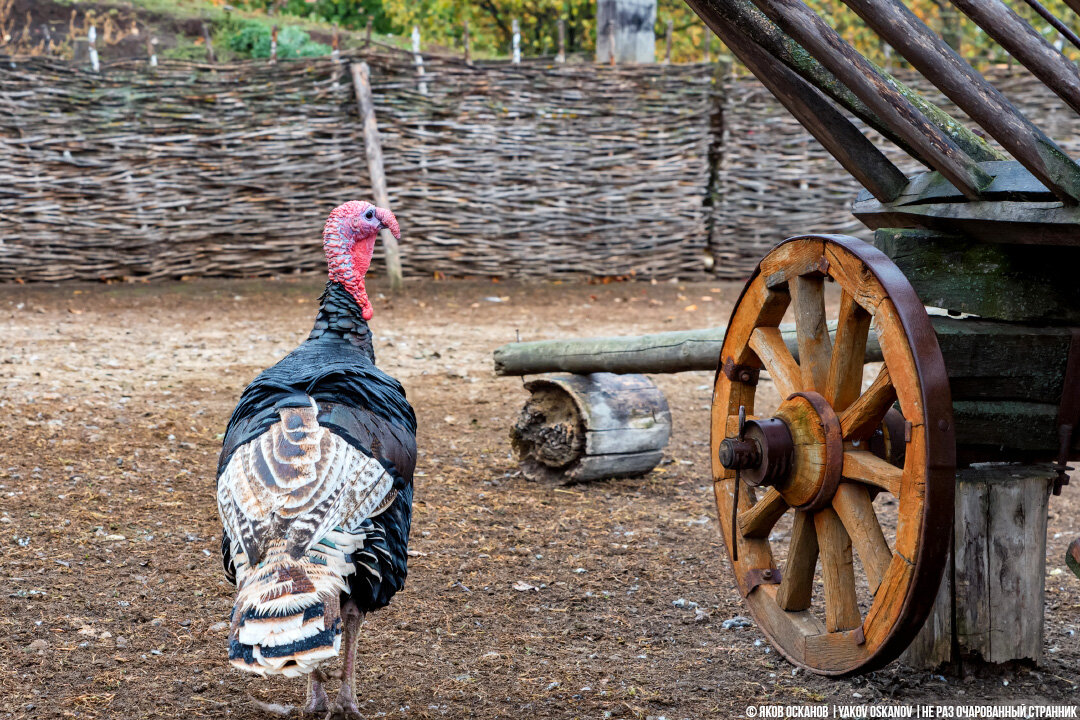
[
  {"left": 750, "top": 327, "right": 802, "bottom": 398},
  {"left": 739, "top": 487, "right": 789, "bottom": 538},
  {"left": 825, "top": 291, "right": 871, "bottom": 411},
  {"left": 842, "top": 451, "right": 902, "bottom": 496},
  {"left": 792, "top": 275, "right": 833, "bottom": 393},
  {"left": 776, "top": 510, "right": 818, "bottom": 611},
  {"left": 838, "top": 365, "right": 896, "bottom": 441},
  {"left": 832, "top": 482, "right": 892, "bottom": 592},
  {"left": 803, "top": 628, "right": 869, "bottom": 670},
  {"left": 862, "top": 553, "right": 914, "bottom": 649},
  {"left": 351, "top": 62, "right": 404, "bottom": 292},
  {"left": 875, "top": 228, "right": 1080, "bottom": 323},
  {"left": 814, "top": 507, "right": 862, "bottom": 632},
  {"left": 746, "top": 583, "right": 827, "bottom": 666}
]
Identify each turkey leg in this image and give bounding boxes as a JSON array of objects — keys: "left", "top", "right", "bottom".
[
  {"left": 328, "top": 603, "right": 364, "bottom": 720},
  {"left": 303, "top": 668, "right": 329, "bottom": 714}
]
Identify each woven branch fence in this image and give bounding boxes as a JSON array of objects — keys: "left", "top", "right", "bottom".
[{"left": 0, "top": 48, "right": 1077, "bottom": 283}]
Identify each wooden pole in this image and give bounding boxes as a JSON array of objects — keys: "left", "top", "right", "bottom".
[
  {"left": 556, "top": 18, "right": 566, "bottom": 62},
  {"left": 512, "top": 19, "right": 521, "bottom": 63},
  {"left": 270, "top": 25, "right": 278, "bottom": 64},
  {"left": 365, "top": 17, "right": 373, "bottom": 48},
  {"left": 331, "top": 23, "right": 339, "bottom": 63},
  {"left": 351, "top": 62, "right": 404, "bottom": 292},
  {"left": 411, "top": 26, "right": 427, "bottom": 94},
  {"left": 146, "top": 36, "right": 158, "bottom": 68},
  {"left": 463, "top": 19, "right": 472, "bottom": 65},
  {"left": 703, "top": 21, "right": 710, "bottom": 62},
  {"left": 493, "top": 321, "right": 884, "bottom": 376},
  {"left": 202, "top": 21, "right": 216, "bottom": 64},
  {"left": 664, "top": 19, "right": 673, "bottom": 63}
]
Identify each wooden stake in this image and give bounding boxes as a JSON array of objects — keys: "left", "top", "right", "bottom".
[
  {"left": 365, "top": 17, "right": 372, "bottom": 48},
  {"left": 703, "top": 21, "right": 710, "bottom": 63},
  {"left": 556, "top": 18, "right": 566, "bottom": 63},
  {"left": 608, "top": 20, "right": 617, "bottom": 65},
  {"left": 463, "top": 19, "right": 471, "bottom": 65},
  {"left": 664, "top": 19, "right": 673, "bottom": 64},
  {"left": 270, "top": 25, "right": 278, "bottom": 64},
  {"left": 88, "top": 26, "right": 100, "bottom": 73},
  {"left": 146, "top": 36, "right": 158, "bottom": 68},
  {"left": 411, "top": 26, "right": 427, "bottom": 94},
  {"left": 202, "top": 21, "right": 216, "bottom": 64},
  {"left": 351, "top": 62, "right": 404, "bottom": 292}
]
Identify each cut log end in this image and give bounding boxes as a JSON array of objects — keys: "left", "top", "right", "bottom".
[{"left": 509, "top": 373, "right": 672, "bottom": 484}]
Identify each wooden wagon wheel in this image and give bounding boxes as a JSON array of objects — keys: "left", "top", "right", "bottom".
[{"left": 711, "top": 235, "right": 955, "bottom": 675}]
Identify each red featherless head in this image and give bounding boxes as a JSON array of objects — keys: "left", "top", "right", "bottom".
[{"left": 322, "top": 201, "right": 400, "bottom": 321}]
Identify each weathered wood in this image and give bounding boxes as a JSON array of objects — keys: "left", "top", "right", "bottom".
[
  {"left": 841, "top": 450, "right": 902, "bottom": 495},
  {"left": 351, "top": 62, "right": 404, "bottom": 292},
  {"left": 824, "top": 291, "right": 870, "bottom": 410},
  {"left": 775, "top": 510, "right": 818, "bottom": 610},
  {"left": 901, "top": 545, "right": 953, "bottom": 669},
  {"left": 596, "top": 0, "right": 657, "bottom": 64},
  {"left": 685, "top": 0, "right": 1004, "bottom": 164},
  {"left": 949, "top": 0, "right": 1080, "bottom": 116},
  {"left": 815, "top": 507, "right": 862, "bottom": 632},
  {"left": 832, "top": 482, "right": 892, "bottom": 593},
  {"left": 952, "top": 465, "right": 1053, "bottom": 665},
  {"left": 697, "top": 5, "right": 908, "bottom": 202},
  {"left": 510, "top": 373, "right": 671, "bottom": 483},
  {"left": 738, "top": 487, "right": 789, "bottom": 538},
  {"left": 742, "top": 0, "right": 994, "bottom": 197},
  {"left": 1067, "top": 539, "right": 1080, "bottom": 580},
  {"left": 837, "top": 0, "right": 1080, "bottom": 204},
  {"left": 875, "top": 228, "right": 1080, "bottom": 323}
]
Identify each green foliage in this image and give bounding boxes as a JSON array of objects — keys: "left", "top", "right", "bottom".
[{"left": 225, "top": 20, "right": 332, "bottom": 59}]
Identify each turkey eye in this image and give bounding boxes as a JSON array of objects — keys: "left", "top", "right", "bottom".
[{"left": 365, "top": 210, "right": 374, "bottom": 220}]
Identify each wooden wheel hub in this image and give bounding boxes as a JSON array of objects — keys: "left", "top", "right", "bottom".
[
  {"left": 710, "top": 235, "right": 955, "bottom": 676},
  {"left": 718, "top": 391, "right": 843, "bottom": 512}
]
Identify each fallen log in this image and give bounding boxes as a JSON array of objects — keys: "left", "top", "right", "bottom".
[{"left": 493, "top": 321, "right": 882, "bottom": 376}]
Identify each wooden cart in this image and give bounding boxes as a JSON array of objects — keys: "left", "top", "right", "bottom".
[{"left": 498, "top": 0, "right": 1080, "bottom": 676}]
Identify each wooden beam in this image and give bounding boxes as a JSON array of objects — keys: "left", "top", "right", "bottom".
[
  {"left": 351, "top": 62, "right": 405, "bottom": 292},
  {"left": 949, "top": 0, "right": 1080, "bottom": 116},
  {"left": 815, "top": 508, "right": 862, "bottom": 632},
  {"left": 776, "top": 510, "right": 818, "bottom": 610},
  {"left": 700, "top": 9, "right": 908, "bottom": 202},
  {"left": 740, "top": 0, "right": 994, "bottom": 198},
  {"left": 838, "top": 0, "right": 1080, "bottom": 204},
  {"left": 685, "top": 0, "right": 1004, "bottom": 164}
]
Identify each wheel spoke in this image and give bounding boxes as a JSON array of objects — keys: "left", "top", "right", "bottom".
[
  {"left": 738, "top": 487, "right": 789, "bottom": 538},
  {"left": 825, "top": 291, "right": 871, "bottom": 411},
  {"left": 833, "top": 483, "right": 893, "bottom": 593},
  {"left": 792, "top": 275, "right": 833, "bottom": 393},
  {"left": 776, "top": 510, "right": 818, "bottom": 611},
  {"left": 842, "top": 450, "right": 902, "bottom": 495},
  {"left": 838, "top": 365, "right": 897, "bottom": 440},
  {"left": 814, "top": 508, "right": 862, "bottom": 632},
  {"left": 750, "top": 327, "right": 801, "bottom": 398}
]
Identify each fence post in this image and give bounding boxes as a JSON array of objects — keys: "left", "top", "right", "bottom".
[
  {"left": 412, "top": 26, "right": 428, "bottom": 94},
  {"left": 202, "top": 21, "right": 216, "bottom": 63},
  {"left": 703, "top": 21, "right": 710, "bottom": 63},
  {"left": 88, "top": 26, "right": 100, "bottom": 72},
  {"left": 557, "top": 18, "right": 566, "bottom": 62},
  {"left": 365, "top": 17, "right": 373, "bottom": 48},
  {"left": 270, "top": 25, "right": 278, "bottom": 63},
  {"left": 512, "top": 19, "right": 521, "bottom": 63},
  {"left": 351, "top": 62, "right": 405, "bottom": 293},
  {"left": 147, "top": 36, "right": 158, "bottom": 67},
  {"left": 664, "top": 19, "right": 673, "bottom": 64},
  {"left": 332, "top": 23, "right": 340, "bottom": 63},
  {"left": 464, "top": 19, "right": 472, "bottom": 65}
]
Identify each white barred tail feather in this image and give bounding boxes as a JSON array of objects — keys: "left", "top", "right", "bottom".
[{"left": 217, "top": 394, "right": 396, "bottom": 676}]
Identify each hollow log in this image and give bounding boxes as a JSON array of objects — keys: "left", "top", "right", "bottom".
[{"left": 510, "top": 373, "right": 672, "bottom": 483}]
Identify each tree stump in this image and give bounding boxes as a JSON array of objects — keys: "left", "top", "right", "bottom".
[
  {"left": 902, "top": 463, "right": 1055, "bottom": 669},
  {"left": 510, "top": 373, "right": 671, "bottom": 483}
]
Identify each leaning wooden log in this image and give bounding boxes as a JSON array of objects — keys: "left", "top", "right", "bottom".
[{"left": 510, "top": 373, "right": 672, "bottom": 483}]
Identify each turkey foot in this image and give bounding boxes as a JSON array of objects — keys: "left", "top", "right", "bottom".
[
  {"left": 325, "top": 604, "right": 365, "bottom": 720},
  {"left": 303, "top": 669, "right": 330, "bottom": 715}
]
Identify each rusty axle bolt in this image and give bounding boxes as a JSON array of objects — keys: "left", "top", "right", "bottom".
[{"left": 718, "top": 437, "right": 761, "bottom": 470}]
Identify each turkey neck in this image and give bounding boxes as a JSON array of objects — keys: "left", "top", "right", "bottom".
[{"left": 308, "top": 281, "right": 375, "bottom": 362}]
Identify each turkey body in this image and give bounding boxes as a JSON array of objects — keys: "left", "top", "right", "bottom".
[{"left": 216, "top": 281, "right": 416, "bottom": 677}]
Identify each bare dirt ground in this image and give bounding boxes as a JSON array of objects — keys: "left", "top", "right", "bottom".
[{"left": 1, "top": 276, "right": 1078, "bottom": 719}]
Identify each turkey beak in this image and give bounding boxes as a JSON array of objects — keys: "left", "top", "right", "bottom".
[{"left": 373, "top": 207, "right": 401, "bottom": 241}]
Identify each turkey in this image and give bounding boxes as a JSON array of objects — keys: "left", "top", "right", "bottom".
[{"left": 215, "top": 201, "right": 415, "bottom": 717}]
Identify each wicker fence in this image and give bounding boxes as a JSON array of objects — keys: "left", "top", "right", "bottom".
[{"left": 1, "top": 49, "right": 1078, "bottom": 283}]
